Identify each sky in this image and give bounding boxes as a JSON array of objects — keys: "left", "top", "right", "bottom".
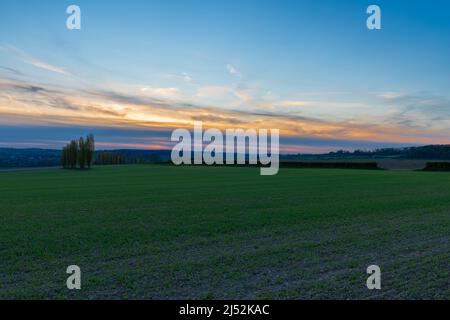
[{"left": 1, "top": 0, "right": 450, "bottom": 153}]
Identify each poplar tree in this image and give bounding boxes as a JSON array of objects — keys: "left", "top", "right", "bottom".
[
  {"left": 61, "top": 135, "right": 96, "bottom": 169},
  {"left": 69, "top": 140, "right": 78, "bottom": 168},
  {"left": 78, "top": 137, "right": 86, "bottom": 169},
  {"left": 86, "top": 134, "right": 95, "bottom": 168}
]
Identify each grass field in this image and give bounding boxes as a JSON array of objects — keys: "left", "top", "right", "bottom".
[{"left": 0, "top": 165, "right": 449, "bottom": 299}]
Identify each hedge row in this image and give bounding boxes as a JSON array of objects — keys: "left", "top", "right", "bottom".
[
  {"left": 279, "top": 161, "right": 381, "bottom": 170},
  {"left": 423, "top": 162, "right": 450, "bottom": 171}
]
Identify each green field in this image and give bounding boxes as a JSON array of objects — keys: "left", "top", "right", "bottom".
[{"left": 0, "top": 165, "right": 448, "bottom": 299}]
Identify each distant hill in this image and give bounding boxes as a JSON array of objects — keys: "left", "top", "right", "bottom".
[
  {"left": 282, "top": 145, "right": 450, "bottom": 161},
  {"left": 0, "top": 148, "right": 62, "bottom": 168},
  {"left": 2, "top": 145, "right": 450, "bottom": 168},
  {"left": 0, "top": 148, "right": 171, "bottom": 168}
]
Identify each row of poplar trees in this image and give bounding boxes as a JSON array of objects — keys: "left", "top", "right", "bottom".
[{"left": 62, "top": 134, "right": 95, "bottom": 169}]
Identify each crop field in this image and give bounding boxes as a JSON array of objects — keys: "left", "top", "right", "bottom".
[{"left": 0, "top": 165, "right": 449, "bottom": 299}]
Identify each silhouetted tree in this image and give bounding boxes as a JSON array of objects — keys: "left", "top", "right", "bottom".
[
  {"left": 78, "top": 137, "right": 87, "bottom": 169},
  {"left": 95, "top": 152, "right": 125, "bottom": 165},
  {"left": 86, "top": 134, "right": 95, "bottom": 168},
  {"left": 61, "top": 135, "right": 95, "bottom": 169},
  {"left": 69, "top": 140, "right": 78, "bottom": 168}
]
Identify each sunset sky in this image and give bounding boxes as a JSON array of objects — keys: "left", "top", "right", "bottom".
[{"left": 1, "top": 0, "right": 450, "bottom": 153}]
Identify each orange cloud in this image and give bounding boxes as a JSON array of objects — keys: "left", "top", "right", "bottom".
[{"left": 2, "top": 78, "right": 450, "bottom": 149}]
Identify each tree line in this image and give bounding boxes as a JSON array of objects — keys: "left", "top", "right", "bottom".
[
  {"left": 329, "top": 145, "right": 450, "bottom": 159},
  {"left": 62, "top": 134, "right": 95, "bottom": 169},
  {"left": 95, "top": 152, "right": 125, "bottom": 165}
]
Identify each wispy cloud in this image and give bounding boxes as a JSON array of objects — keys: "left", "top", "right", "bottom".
[
  {"left": 0, "top": 44, "right": 71, "bottom": 76},
  {"left": 163, "top": 72, "right": 193, "bottom": 83},
  {"left": 377, "top": 92, "right": 404, "bottom": 100},
  {"left": 0, "top": 66, "right": 24, "bottom": 76},
  {"left": 2, "top": 78, "right": 449, "bottom": 147},
  {"left": 379, "top": 92, "right": 450, "bottom": 128}
]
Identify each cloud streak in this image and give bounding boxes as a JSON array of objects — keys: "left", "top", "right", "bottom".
[
  {"left": 2, "top": 46, "right": 450, "bottom": 152},
  {"left": 2, "top": 77, "right": 450, "bottom": 150},
  {"left": 0, "top": 44, "right": 71, "bottom": 76}
]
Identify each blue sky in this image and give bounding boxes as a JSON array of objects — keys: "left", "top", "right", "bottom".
[{"left": 1, "top": 0, "right": 450, "bottom": 152}]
